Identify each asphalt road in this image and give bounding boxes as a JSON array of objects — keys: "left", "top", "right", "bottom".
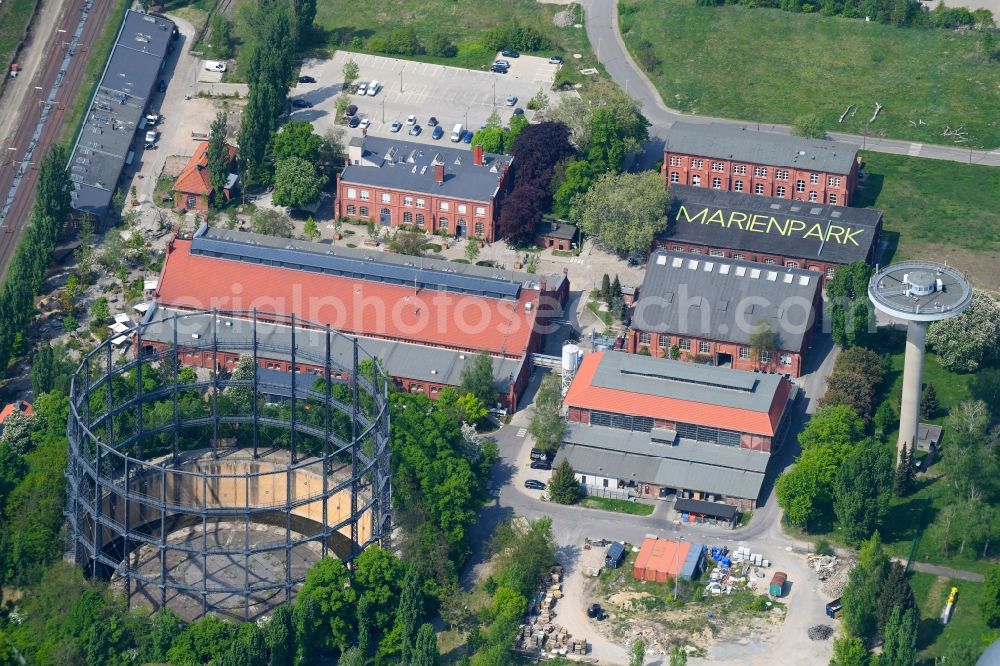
[
  {"left": 0, "top": 0, "right": 115, "bottom": 282},
  {"left": 578, "top": 0, "right": 1000, "bottom": 169}
]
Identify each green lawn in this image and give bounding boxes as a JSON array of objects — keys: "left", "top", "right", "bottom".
[
  {"left": 910, "top": 572, "right": 998, "bottom": 664},
  {"left": 0, "top": 0, "right": 38, "bottom": 91},
  {"left": 856, "top": 152, "right": 1000, "bottom": 291},
  {"left": 618, "top": 0, "right": 1000, "bottom": 149},
  {"left": 581, "top": 496, "right": 655, "bottom": 516}
]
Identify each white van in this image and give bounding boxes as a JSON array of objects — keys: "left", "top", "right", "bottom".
[
  {"left": 367, "top": 80, "right": 381, "bottom": 96},
  {"left": 356, "top": 81, "right": 368, "bottom": 95},
  {"left": 450, "top": 123, "right": 464, "bottom": 142},
  {"left": 203, "top": 60, "right": 227, "bottom": 73}
]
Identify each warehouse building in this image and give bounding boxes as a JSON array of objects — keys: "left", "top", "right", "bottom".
[
  {"left": 663, "top": 122, "right": 860, "bottom": 205},
  {"left": 626, "top": 250, "right": 823, "bottom": 377},
  {"left": 141, "top": 225, "right": 569, "bottom": 409},
  {"left": 658, "top": 185, "right": 882, "bottom": 278},
  {"left": 556, "top": 351, "right": 796, "bottom": 509},
  {"left": 68, "top": 10, "right": 176, "bottom": 216}
]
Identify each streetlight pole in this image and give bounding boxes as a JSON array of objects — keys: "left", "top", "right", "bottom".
[
  {"left": 399, "top": 69, "right": 403, "bottom": 93},
  {"left": 381, "top": 99, "right": 385, "bottom": 123}
]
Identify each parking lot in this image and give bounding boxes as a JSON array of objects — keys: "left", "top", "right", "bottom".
[{"left": 289, "top": 51, "right": 570, "bottom": 148}]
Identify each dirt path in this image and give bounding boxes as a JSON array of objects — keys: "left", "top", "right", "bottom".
[{"left": 0, "top": 0, "right": 68, "bottom": 149}]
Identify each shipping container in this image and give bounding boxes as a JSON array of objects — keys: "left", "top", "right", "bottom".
[{"left": 769, "top": 571, "right": 787, "bottom": 597}]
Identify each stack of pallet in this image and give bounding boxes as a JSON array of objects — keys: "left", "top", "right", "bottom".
[{"left": 568, "top": 638, "right": 589, "bottom": 655}]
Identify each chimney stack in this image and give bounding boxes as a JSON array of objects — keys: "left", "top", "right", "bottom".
[
  {"left": 434, "top": 163, "right": 444, "bottom": 184},
  {"left": 473, "top": 144, "right": 484, "bottom": 166}
]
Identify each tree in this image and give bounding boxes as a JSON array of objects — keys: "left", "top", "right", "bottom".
[
  {"left": 293, "top": 594, "right": 323, "bottom": 665},
  {"left": 271, "top": 121, "right": 324, "bottom": 163},
  {"left": 826, "top": 262, "right": 875, "bottom": 348},
  {"left": 167, "top": 615, "right": 236, "bottom": 665},
  {"left": 587, "top": 106, "right": 628, "bottom": 173},
  {"left": 0, "top": 411, "right": 33, "bottom": 455},
  {"left": 982, "top": 565, "right": 1000, "bottom": 627},
  {"left": 877, "top": 562, "right": 916, "bottom": 630},
  {"left": 880, "top": 606, "right": 917, "bottom": 666},
  {"left": 834, "top": 439, "right": 894, "bottom": 543},
  {"left": 528, "top": 374, "right": 564, "bottom": 454},
  {"left": 303, "top": 216, "right": 320, "bottom": 242},
  {"left": 146, "top": 608, "right": 183, "bottom": 662},
  {"left": 799, "top": 404, "right": 866, "bottom": 451},
  {"left": 819, "top": 347, "right": 885, "bottom": 421},
  {"left": 465, "top": 240, "right": 480, "bottom": 262},
  {"left": 572, "top": 171, "right": 670, "bottom": 254},
  {"left": 353, "top": 545, "right": 404, "bottom": 634},
  {"left": 669, "top": 646, "right": 688, "bottom": 666},
  {"left": 630, "top": 638, "right": 646, "bottom": 666},
  {"left": 894, "top": 442, "right": 912, "bottom": 496},
  {"left": 940, "top": 640, "right": 984, "bottom": 666},
  {"left": 423, "top": 33, "right": 456, "bottom": 57},
  {"left": 497, "top": 184, "right": 544, "bottom": 246},
  {"left": 942, "top": 400, "right": 996, "bottom": 501},
  {"left": 272, "top": 156, "right": 325, "bottom": 208},
  {"left": 296, "top": 557, "right": 357, "bottom": 651},
  {"left": 461, "top": 352, "right": 499, "bottom": 407},
  {"left": 509, "top": 122, "right": 575, "bottom": 190},
  {"left": 548, "top": 460, "right": 581, "bottom": 504},
  {"left": 920, "top": 382, "right": 939, "bottom": 419},
  {"left": 472, "top": 111, "right": 509, "bottom": 154},
  {"left": 927, "top": 291, "right": 1000, "bottom": 372},
  {"left": 873, "top": 401, "right": 896, "bottom": 438},
  {"left": 318, "top": 128, "right": 346, "bottom": 173},
  {"left": 31, "top": 343, "right": 55, "bottom": 396},
  {"left": 841, "top": 532, "right": 890, "bottom": 643},
  {"left": 208, "top": 13, "right": 234, "bottom": 58},
  {"left": 387, "top": 230, "right": 427, "bottom": 256},
  {"left": 251, "top": 208, "right": 294, "bottom": 237},
  {"left": 263, "top": 604, "right": 295, "bottom": 666},
  {"left": 830, "top": 636, "right": 868, "bottom": 666},
  {"left": 792, "top": 114, "right": 826, "bottom": 139},
  {"left": 749, "top": 322, "right": 777, "bottom": 369},
  {"left": 343, "top": 59, "right": 359, "bottom": 88},
  {"left": 207, "top": 110, "right": 231, "bottom": 199},
  {"left": 982, "top": 31, "right": 997, "bottom": 62},
  {"left": 600, "top": 274, "right": 611, "bottom": 300},
  {"left": 411, "top": 623, "right": 439, "bottom": 666},
  {"left": 395, "top": 565, "right": 424, "bottom": 663},
  {"left": 338, "top": 647, "right": 366, "bottom": 666}
]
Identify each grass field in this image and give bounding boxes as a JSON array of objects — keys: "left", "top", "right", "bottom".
[
  {"left": 910, "top": 572, "right": 997, "bottom": 663},
  {"left": 581, "top": 496, "right": 655, "bottom": 516},
  {"left": 0, "top": 0, "right": 39, "bottom": 92},
  {"left": 856, "top": 151, "right": 1000, "bottom": 291},
  {"left": 618, "top": 0, "right": 1000, "bottom": 149}
]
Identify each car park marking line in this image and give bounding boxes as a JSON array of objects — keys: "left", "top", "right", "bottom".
[{"left": 516, "top": 428, "right": 527, "bottom": 438}]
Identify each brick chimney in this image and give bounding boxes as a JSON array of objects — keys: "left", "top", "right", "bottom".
[
  {"left": 434, "top": 163, "right": 444, "bottom": 184},
  {"left": 473, "top": 143, "right": 484, "bottom": 166}
]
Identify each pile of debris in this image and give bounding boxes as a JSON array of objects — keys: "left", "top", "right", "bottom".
[
  {"left": 516, "top": 565, "right": 589, "bottom": 657},
  {"left": 808, "top": 625, "right": 834, "bottom": 641},
  {"left": 808, "top": 554, "right": 853, "bottom": 599}
]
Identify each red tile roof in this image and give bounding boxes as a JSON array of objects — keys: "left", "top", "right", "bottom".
[
  {"left": 173, "top": 142, "right": 236, "bottom": 196},
  {"left": 155, "top": 239, "right": 539, "bottom": 357},
  {"left": 564, "top": 352, "right": 789, "bottom": 436},
  {"left": 0, "top": 400, "right": 33, "bottom": 424}
]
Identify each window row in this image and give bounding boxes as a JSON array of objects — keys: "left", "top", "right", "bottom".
[{"left": 344, "top": 188, "right": 486, "bottom": 215}]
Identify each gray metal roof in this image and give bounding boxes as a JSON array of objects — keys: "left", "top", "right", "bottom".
[
  {"left": 69, "top": 10, "right": 175, "bottom": 216},
  {"left": 589, "top": 351, "right": 785, "bottom": 414},
  {"left": 341, "top": 136, "right": 511, "bottom": 202},
  {"left": 662, "top": 185, "right": 881, "bottom": 265},
  {"left": 632, "top": 250, "right": 822, "bottom": 352},
  {"left": 667, "top": 122, "right": 858, "bottom": 174},
  {"left": 195, "top": 225, "right": 565, "bottom": 294},
  {"left": 555, "top": 429, "right": 767, "bottom": 502},
  {"left": 140, "top": 307, "right": 522, "bottom": 391},
  {"left": 535, "top": 221, "right": 578, "bottom": 241}
]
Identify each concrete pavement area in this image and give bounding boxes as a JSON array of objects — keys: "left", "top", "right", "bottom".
[{"left": 290, "top": 51, "right": 567, "bottom": 148}]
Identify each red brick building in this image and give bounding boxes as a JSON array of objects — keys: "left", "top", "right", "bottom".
[
  {"left": 141, "top": 226, "right": 569, "bottom": 410},
  {"left": 172, "top": 142, "right": 237, "bottom": 212},
  {"left": 534, "top": 221, "right": 579, "bottom": 251},
  {"left": 663, "top": 122, "right": 860, "bottom": 206},
  {"left": 626, "top": 250, "right": 823, "bottom": 378},
  {"left": 336, "top": 137, "right": 512, "bottom": 242},
  {"left": 554, "top": 351, "right": 797, "bottom": 508},
  {"left": 658, "top": 185, "right": 882, "bottom": 280}
]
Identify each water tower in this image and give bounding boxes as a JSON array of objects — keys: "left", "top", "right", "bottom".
[
  {"left": 561, "top": 343, "right": 581, "bottom": 394},
  {"left": 868, "top": 262, "right": 972, "bottom": 461}
]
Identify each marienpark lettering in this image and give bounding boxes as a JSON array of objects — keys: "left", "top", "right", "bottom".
[{"left": 676, "top": 205, "right": 866, "bottom": 246}]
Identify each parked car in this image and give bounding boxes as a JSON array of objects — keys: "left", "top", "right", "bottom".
[
  {"left": 548, "top": 55, "right": 563, "bottom": 64},
  {"left": 490, "top": 64, "right": 508, "bottom": 74},
  {"left": 505, "top": 95, "right": 517, "bottom": 106},
  {"left": 530, "top": 448, "right": 554, "bottom": 462},
  {"left": 529, "top": 460, "right": 552, "bottom": 470},
  {"left": 359, "top": 118, "right": 371, "bottom": 129},
  {"left": 297, "top": 75, "right": 316, "bottom": 84},
  {"left": 431, "top": 125, "right": 444, "bottom": 140},
  {"left": 204, "top": 60, "right": 227, "bottom": 72},
  {"left": 291, "top": 98, "right": 312, "bottom": 108},
  {"left": 406, "top": 114, "right": 416, "bottom": 125},
  {"left": 345, "top": 104, "right": 358, "bottom": 117},
  {"left": 347, "top": 116, "right": 361, "bottom": 128},
  {"left": 501, "top": 49, "right": 520, "bottom": 58},
  {"left": 513, "top": 107, "right": 524, "bottom": 116},
  {"left": 157, "top": 80, "right": 167, "bottom": 93},
  {"left": 408, "top": 124, "right": 421, "bottom": 136},
  {"left": 390, "top": 121, "right": 402, "bottom": 133},
  {"left": 494, "top": 59, "right": 510, "bottom": 69},
  {"left": 462, "top": 130, "right": 473, "bottom": 144},
  {"left": 524, "top": 480, "right": 546, "bottom": 490},
  {"left": 367, "top": 80, "right": 381, "bottom": 96},
  {"left": 356, "top": 82, "right": 369, "bottom": 95},
  {"left": 427, "top": 116, "right": 438, "bottom": 127}
]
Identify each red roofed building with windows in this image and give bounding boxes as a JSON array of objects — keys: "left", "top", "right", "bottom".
[
  {"left": 0, "top": 400, "right": 33, "bottom": 426},
  {"left": 172, "top": 142, "right": 237, "bottom": 212}
]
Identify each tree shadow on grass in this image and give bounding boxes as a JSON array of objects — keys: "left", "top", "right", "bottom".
[
  {"left": 917, "top": 615, "right": 945, "bottom": 652},
  {"left": 854, "top": 170, "right": 885, "bottom": 208}
]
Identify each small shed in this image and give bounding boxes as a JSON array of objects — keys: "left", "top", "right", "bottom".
[
  {"left": 674, "top": 498, "right": 739, "bottom": 527},
  {"left": 679, "top": 542, "right": 705, "bottom": 581},
  {"left": 633, "top": 538, "right": 690, "bottom": 582},
  {"left": 605, "top": 541, "right": 627, "bottom": 569},
  {"left": 916, "top": 423, "right": 943, "bottom": 467},
  {"left": 769, "top": 571, "right": 787, "bottom": 597},
  {"left": 534, "top": 221, "right": 578, "bottom": 251}
]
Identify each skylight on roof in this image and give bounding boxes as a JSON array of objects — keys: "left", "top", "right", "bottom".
[
  {"left": 671, "top": 257, "right": 683, "bottom": 268},
  {"left": 687, "top": 259, "right": 699, "bottom": 270},
  {"left": 769, "top": 204, "right": 781, "bottom": 210},
  {"left": 810, "top": 207, "right": 822, "bottom": 215},
  {"left": 750, "top": 268, "right": 761, "bottom": 279},
  {"left": 798, "top": 275, "right": 811, "bottom": 286},
  {"left": 703, "top": 262, "right": 714, "bottom": 271},
  {"left": 767, "top": 271, "right": 777, "bottom": 281},
  {"left": 719, "top": 264, "right": 731, "bottom": 275},
  {"left": 657, "top": 255, "right": 667, "bottom": 265},
  {"left": 831, "top": 211, "right": 842, "bottom": 218},
  {"left": 735, "top": 266, "right": 747, "bottom": 277},
  {"left": 783, "top": 273, "right": 793, "bottom": 283}
]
